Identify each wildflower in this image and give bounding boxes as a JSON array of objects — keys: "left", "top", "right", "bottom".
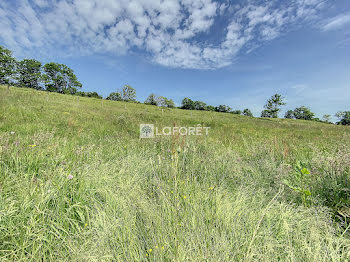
[
  {"left": 149, "top": 248, "right": 152, "bottom": 253},
  {"left": 10, "top": 131, "right": 15, "bottom": 135},
  {"left": 29, "top": 144, "right": 37, "bottom": 148},
  {"left": 155, "top": 246, "right": 158, "bottom": 249},
  {"left": 67, "top": 174, "right": 73, "bottom": 180},
  {"left": 161, "top": 246, "right": 164, "bottom": 250},
  {"left": 209, "top": 186, "right": 214, "bottom": 190},
  {"left": 183, "top": 195, "right": 187, "bottom": 199},
  {"left": 84, "top": 223, "right": 88, "bottom": 227},
  {"left": 171, "top": 191, "right": 174, "bottom": 194}
]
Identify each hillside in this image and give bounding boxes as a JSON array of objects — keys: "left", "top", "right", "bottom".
[{"left": 1, "top": 85, "right": 350, "bottom": 261}]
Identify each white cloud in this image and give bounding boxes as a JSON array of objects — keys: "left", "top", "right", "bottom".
[
  {"left": 0, "top": 0, "right": 326, "bottom": 69},
  {"left": 321, "top": 12, "right": 350, "bottom": 31}
]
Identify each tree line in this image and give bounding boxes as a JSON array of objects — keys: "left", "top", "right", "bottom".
[{"left": 1, "top": 45, "right": 349, "bottom": 125}]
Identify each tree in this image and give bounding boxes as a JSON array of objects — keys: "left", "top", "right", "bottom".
[
  {"left": 42, "top": 62, "right": 82, "bottom": 94},
  {"left": 261, "top": 110, "right": 271, "bottom": 118},
  {"left": 0, "top": 45, "right": 16, "bottom": 85},
  {"left": 335, "top": 111, "right": 345, "bottom": 119},
  {"left": 242, "top": 108, "right": 253, "bottom": 117},
  {"left": 231, "top": 110, "right": 242, "bottom": 115},
  {"left": 145, "top": 93, "right": 158, "bottom": 105},
  {"left": 293, "top": 106, "right": 315, "bottom": 120},
  {"left": 322, "top": 114, "right": 331, "bottom": 123},
  {"left": 262, "top": 94, "right": 286, "bottom": 118},
  {"left": 181, "top": 97, "right": 195, "bottom": 110},
  {"left": 215, "top": 105, "right": 231, "bottom": 113},
  {"left": 164, "top": 98, "right": 175, "bottom": 108},
  {"left": 76, "top": 91, "right": 102, "bottom": 99},
  {"left": 121, "top": 85, "right": 136, "bottom": 101},
  {"left": 205, "top": 105, "right": 215, "bottom": 111},
  {"left": 285, "top": 110, "right": 294, "bottom": 119},
  {"left": 16, "top": 59, "right": 42, "bottom": 89},
  {"left": 106, "top": 91, "right": 122, "bottom": 101},
  {"left": 157, "top": 96, "right": 167, "bottom": 107},
  {"left": 193, "top": 100, "right": 206, "bottom": 110},
  {"left": 157, "top": 96, "right": 175, "bottom": 108},
  {"left": 336, "top": 111, "right": 350, "bottom": 125}
]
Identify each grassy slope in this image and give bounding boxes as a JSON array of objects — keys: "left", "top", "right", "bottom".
[{"left": 0, "top": 85, "right": 350, "bottom": 261}]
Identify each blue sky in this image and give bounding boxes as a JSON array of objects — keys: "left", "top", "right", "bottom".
[{"left": 1, "top": 0, "right": 350, "bottom": 119}]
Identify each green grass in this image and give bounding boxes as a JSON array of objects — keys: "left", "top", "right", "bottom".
[{"left": 1, "top": 85, "right": 350, "bottom": 261}]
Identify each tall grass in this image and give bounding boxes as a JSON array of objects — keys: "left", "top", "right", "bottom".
[{"left": 0, "top": 85, "right": 349, "bottom": 261}]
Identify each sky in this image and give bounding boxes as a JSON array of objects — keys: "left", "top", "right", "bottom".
[{"left": 1, "top": 0, "right": 350, "bottom": 119}]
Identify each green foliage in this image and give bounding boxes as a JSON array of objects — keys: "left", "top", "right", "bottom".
[
  {"left": 293, "top": 106, "right": 315, "bottom": 120},
  {"left": 16, "top": 59, "right": 43, "bottom": 90},
  {"left": 285, "top": 110, "right": 294, "bottom": 119},
  {"left": 261, "top": 109, "right": 271, "bottom": 118},
  {"left": 145, "top": 93, "right": 158, "bottom": 105},
  {"left": 231, "top": 110, "right": 242, "bottom": 115},
  {"left": 205, "top": 105, "right": 215, "bottom": 111},
  {"left": 181, "top": 97, "right": 195, "bottom": 110},
  {"left": 145, "top": 94, "right": 175, "bottom": 108},
  {"left": 336, "top": 111, "right": 350, "bottom": 126},
  {"left": 106, "top": 91, "right": 123, "bottom": 101},
  {"left": 284, "top": 163, "right": 312, "bottom": 207},
  {"left": 323, "top": 114, "right": 332, "bottom": 123},
  {"left": 193, "top": 100, "right": 206, "bottom": 110},
  {"left": 215, "top": 105, "right": 231, "bottom": 113},
  {"left": 158, "top": 96, "right": 175, "bottom": 108},
  {"left": 242, "top": 108, "right": 253, "bottom": 117},
  {"left": 42, "top": 62, "right": 82, "bottom": 94},
  {"left": 0, "top": 45, "right": 16, "bottom": 85},
  {"left": 262, "top": 94, "right": 286, "bottom": 118},
  {"left": 121, "top": 84, "right": 136, "bottom": 102},
  {"left": 76, "top": 91, "right": 102, "bottom": 99}
]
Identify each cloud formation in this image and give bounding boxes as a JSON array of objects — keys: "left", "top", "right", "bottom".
[
  {"left": 0, "top": 0, "right": 326, "bottom": 69},
  {"left": 321, "top": 12, "right": 350, "bottom": 31}
]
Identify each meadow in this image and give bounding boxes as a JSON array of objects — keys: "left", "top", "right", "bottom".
[{"left": 0, "top": 85, "right": 350, "bottom": 261}]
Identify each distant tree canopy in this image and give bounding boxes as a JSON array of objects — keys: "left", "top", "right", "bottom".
[
  {"left": 0, "top": 45, "right": 16, "bottom": 85},
  {"left": 121, "top": 85, "right": 136, "bottom": 101},
  {"left": 106, "top": 91, "right": 122, "bottom": 101},
  {"left": 261, "top": 94, "right": 286, "bottom": 118},
  {"left": 231, "top": 110, "right": 242, "bottom": 115},
  {"left": 76, "top": 91, "right": 102, "bottom": 99},
  {"left": 215, "top": 105, "right": 231, "bottom": 113},
  {"left": 293, "top": 106, "right": 315, "bottom": 120},
  {"left": 42, "top": 62, "right": 82, "bottom": 94},
  {"left": 0, "top": 45, "right": 344, "bottom": 120},
  {"left": 206, "top": 105, "right": 215, "bottom": 111},
  {"left": 181, "top": 97, "right": 195, "bottom": 110},
  {"left": 145, "top": 93, "right": 158, "bottom": 105},
  {"left": 284, "top": 106, "right": 315, "bottom": 121},
  {"left": 145, "top": 93, "right": 175, "bottom": 108},
  {"left": 284, "top": 110, "right": 294, "bottom": 119},
  {"left": 0, "top": 45, "right": 103, "bottom": 97},
  {"left": 336, "top": 111, "right": 350, "bottom": 125},
  {"left": 17, "top": 59, "right": 42, "bottom": 90},
  {"left": 322, "top": 114, "right": 331, "bottom": 123},
  {"left": 242, "top": 108, "right": 253, "bottom": 117},
  {"left": 194, "top": 100, "right": 206, "bottom": 110},
  {"left": 158, "top": 96, "right": 175, "bottom": 108}
]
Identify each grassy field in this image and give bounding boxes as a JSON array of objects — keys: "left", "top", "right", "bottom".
[{"left": 1, "top": 85, "right": 350, "bottom": 261}]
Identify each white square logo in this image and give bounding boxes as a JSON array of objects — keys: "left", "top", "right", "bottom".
[{"left": 140, "top": 124, "right": 154, "bottom": 138}]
